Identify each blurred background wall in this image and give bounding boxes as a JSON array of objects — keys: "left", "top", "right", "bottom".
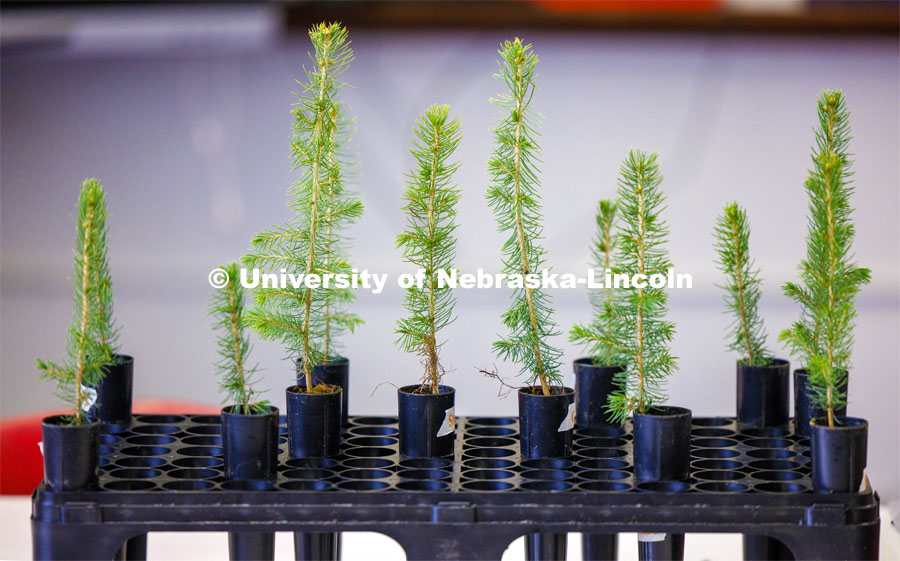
[{"left": 2, "top": 2, "right": 898, "bottom": 514}]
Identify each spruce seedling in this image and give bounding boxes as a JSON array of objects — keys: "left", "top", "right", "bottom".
[
  {"left": 209, "top": 262, "right": 269, "bottom": 415},
  {"left": 36, "top": 179, "right": 114, "bottom": 425},
  {"left": 713, "top": 203, "right": 770, "bottom": 366},
  {"left": 395, "top": 105, "right": 462, "bottom": 394},
  {"left": 569, "top": 199, "right": 622, "bottom": 366},
  {"left": 486, "top": 38, "right": 563, "bottom": 396},
  {"left": 604, "top": 151, "right": 677, "bottom": 425},
  {"left": 779, "top": 90, "right": 870, "bottom": 427},
  {"left": 244, "top": 22, "right": 363, "bottom": 394}
]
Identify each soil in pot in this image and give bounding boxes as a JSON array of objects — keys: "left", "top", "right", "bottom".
[
  {"left": 810, "top": 416, "right": 867, "bottom": 493},
  {"left": 41, "top": 415, "right": 100, "bottom": 491},
  {"left": 632, "top": 406, "right": 692, "bottom": 482},
  {"left": 397, "top": 385, "right": 455, "bottom": 458},
  {"left": 736, "top": 358, "right": 789, "bottom": 428},
  {"left": 286, "top": 384, "right": 343, "bottom": 458},
  {"left": 573, "top": 358, "right": 625, "bottom": 428},
  {"left": 518, "top": 386, "right": 575, "bottom": 459}
]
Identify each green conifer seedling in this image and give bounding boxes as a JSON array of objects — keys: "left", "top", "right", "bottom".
[
  {"left": 395, "top": 105, "right": 462, "bottom": 394},
  {"left": 243, "top": 22, "right": 363, "bottom": 393},
  {"left": 486, "top": 38, "right": 563, "bottom": 396},
  {"left": 713, "top": 203, "right": 770, "bottom": 366},
  {"left": 604, "top": 151, "right": 677, "bottom": 425},
  {"left": 209, "top": 262, "right": 269, "bottom": 414},
  {"left": 569, "top": 199, "right": 622, "bottom": 366},
  {"left": 779, "top": 90, "right": 871, "bottom": 427},
  {"left": 36, "top": 179, "right": 114, "bottom": 425}
]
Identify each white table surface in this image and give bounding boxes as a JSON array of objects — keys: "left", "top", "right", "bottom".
[{"left": 2, "top": 496, "right": 897, "bottom": 560}]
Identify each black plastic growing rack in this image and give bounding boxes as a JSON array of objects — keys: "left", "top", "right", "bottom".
[{"left": 31, "top": 414, "right": 880, "bottom": 560}]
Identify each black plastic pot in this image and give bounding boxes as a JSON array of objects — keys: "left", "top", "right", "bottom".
[
  {"left": 221, "top": 405, "right": 279, "bottom": 481},
  {"left": 736, "top": 358, "right": 789, "bottom": 428},
  {"left": 297, "top": 357, "right": 350, "bottom": 426},
  {"left": 794, "top": 369, "right": 848, "bottom": 437},
  {"left": 397, "top": 385, "right": 455, "bottom": 458},
  {"left": 638, "top": 533, "right": 684, "bottom": 561},
  {"left": 286, "top": 385, "right": 343, "bottom": 458},
  {"left": 525, "top": 533, "right": 566, "bottom": 561},
  {"left": 88, "top": 354, "right": 134, "bottom": 425},
  {"left": 228, "top": 532, "right": 274, "bottom": 561},
  {"left": 582, "top": 533, "right": 617, "bottom": 561},
  {"left": 40, "top": 415, "right": 99, "bottom": 491},
  {"left": 518, "top": 386, "right": 575, "bottom": 459},
  {"left": 632, "top": 406, "right": 691, "bottom": 482},
  {"left": 742, "top": 535, "right": 794, "bottom": 560},
  {"left": 810, "top": 416, "right": 868, "bottom": 493},
  {"left": 573, "top": 358, "right": 624, "bottom": 428}
]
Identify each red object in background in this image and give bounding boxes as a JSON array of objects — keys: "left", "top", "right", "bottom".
[
  {"left": 0, "top": 399, "right": 220, "bottom": 495},
  {"left": 535, "top": 0, "right": 722, "bottom": 13}
]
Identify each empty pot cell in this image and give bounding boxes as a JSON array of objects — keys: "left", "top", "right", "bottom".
[
  {"left": 748, "top": 459, "right": 803, "bottom": 471},
  {"left": 575, "top": 437, "right": 628, "bottom": 448},
  {"left": 462, "top": 469, "right": 515, "bottom": 480},
  {"left": 221, "top": 479, "right": 274, "bottom": 491},
  {"left": 399, "top": 458, "right": 453, "bottom": 469},
  {"left": 574, "top": 426, "right": 627, "bottom": 438},
  {"left": 463, "top": 436, "right": 517, "bottom": 448},
  {"left": 740, "top": 427, "right": 791, "bottom": 438},
  {"left": 691, "top": 459, "right": 742, "bottom": 471},
  {"left": 185, "top": 425, "right": 221, "bottom": 435},
  {"left": 692, "top": 448, "right": 740, "bottom": 459},
  {"left": 163, "top": 480, "right": 215, "bottom": 491},
  {"left": 341, "top": 458, "right": 394, "bottom": 470},
  {"left": 463, "top": 458, "right": 517, "bottom": 470},
  {"left": 746, "top": 448, "right": 795, "bottom": 459},
  {"left": 579, "top": 481, "right": 631, "bottom": 492},
  {"left": 280, "top": 480, "right": 333, "bottom": 491},
  {"left": 345, "top": 436, "right": 398, "bottom": 447},
  {"left": 135, "top": 415, "right": 187, "bottom": 424},
  {"left": 636, "top": 480, "right": 691, "bottom": 492},
  {"left": 691, "top": 437, "right": 739, "bottom": 448},
  {"left": 577, "top": 458, "right": 630, "bottom": 471},
  {"left": 520, "top": 469, "right": 576, "bottom": 481},
  {"left": 520, "top": 480, "right": 573, "bottom": 492},
  {"left": 340, "top": 468, "right": 393, "bottom": 480},
  {"left": 283, "top": 468, "right": 336, "bottom": 481},
  {"left": 99, "top": 424, "right": 131, "bottom": 435},
  {"left": 797, "top": 438, "right": 811, "bottom": 448},
  {"left": 578, "top": 469, "right": 630, "bottom": 481},
  {"left": 465, "top": 417, "right": 516, "bottom": 427},
  {"left": 396, "top": 480, "right": 450, "bottom": 491},
  {"left": 173, "top": 457, "right": 223, "bottom": 468},
  {"left": 108, "top": 468, "right": 163, "bottom": 479},
  {"left": 351, "top": 416, "right": 398, "bottom": 426},
  {"left": 691, "top": 428, "right": 737, "bottom": 438},
  {"left": 168, "top": 468, "right": 220, "bottom": 480},
  {"left": 348, "top": 426, "right": 399, "bottom": 437},
  {"left": 695, "top": 481, "right": 749, "bottom": 493},
  {"left": 754, "top": 481, "right": 809, "bottom": 493},
  {"left": 463, "top": 447, "right": 516, "bottom": 459},
  {"left": 336, "top": 480, "right": 390, "bottom": 491},
  {"left": 126, "top": 435, "right": 177, "bottom": 446},
  {"left": 576, "top": 448, "right": 628, "bottom": 459},
  {"left": 182, "top": 436, "right": 223, "bottom": 446},
  {"left": 120, "top": 446, "right": 171, "bottom": 457},
  {"left": 397, "top": 469, "right": 452, "bottom": 481},
  {"left": 753, "top": 470, "right": 804, "bottom": 481},
  {"left": 132, "top": 424, "right": 182, "bottom": 435},
  {"left": 103, "top": 480, "right": 157, "bottom": 491},
  {"left": 99, "top": 445, "right": 116, "bottom": 455},
  {"left": 286, "top": 458, "right": 340, "bottom": 470},
  {"left": 344, "top": 447, "right": 396, "bottom": 459},
  {"left": 99, "top": 434, "right": 122, "bottom": 445},
  {"left": 177, "top": 446, "right": 224, "bottom": 457},
  {"left": 459, "top": 480, "right": 515, "bottom": 492},
  {"left": 691, "top": 418, "right": 732, "bottom": 427},
  {"left": 743, "top": 438, "right": 793, "bottom": 449},
  {"left": 694, "top": 470, "right": 744, "bottom": 481},
  {"left": 465, "top": 426, "right": 517, "bottom": 437},
  {"left": 190, "top": 415, "right": 222, "bottom": 424},
  {"left": 520, "top": 458, "right": 575, "bottom": 470},
  {"left": 115, "top": 457, "right": 168, "bottom": 468}
]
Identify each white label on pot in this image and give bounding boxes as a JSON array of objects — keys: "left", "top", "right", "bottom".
[
  {"left": 80, "top": 385, "right": 98, "bottom": 412},
  {"left": 638, "top": 533, "right": 666, "bottom": 543},
  {"left": 557, "top": 402, "right": 576, "bottom": 432},
  {"left": 37, "top": 441, "right": 43, "bottom": 456},
  {"left": 436, "top": 407, "right": 456, "bottom": 437}
]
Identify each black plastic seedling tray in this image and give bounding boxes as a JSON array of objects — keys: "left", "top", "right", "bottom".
[{"left": 31, "top": 414, "right": 880, "bottom": 560}]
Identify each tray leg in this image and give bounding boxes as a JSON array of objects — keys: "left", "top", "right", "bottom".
[
  {"left": 228, "top": 531, "right": 275, "bottom": 561},
  {"left": 386, "top": 526, "right": 518, "bottom": 561},
  {"left": 582, "top": 533, "right": 618, "bottom": 561},
  {"left": 122, "top": 534, "right": 147, "bottom": 560},
  {"left": 293, "top": 532, "right": 340, "bottom": 561},
  {"left": 638, "top": 532, "right": 684, "bottom": 561},
  {"left": 32, "top": 518, "right": 131, "bottom": 561},
  {"left": 524, "top": 532, "right": 567, "bottom": 561},
  {"left": 774, "top": 519, "right": 880, "bottom": 561},
  {"left": 743, "top": 535, "right": 793, "bottom": 560}
]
